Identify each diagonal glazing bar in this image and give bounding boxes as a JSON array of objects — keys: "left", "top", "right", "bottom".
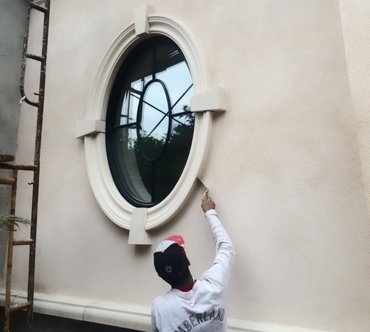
[{"left": 147, "top": 83, "right": 193, "bottom": 136}]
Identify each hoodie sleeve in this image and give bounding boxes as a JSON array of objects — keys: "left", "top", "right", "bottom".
[{"left": 201, "top": 209, "right": 235, "bottom": 288}]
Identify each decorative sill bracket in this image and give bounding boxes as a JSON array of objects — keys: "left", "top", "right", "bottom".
[
  {"left": 191, "top": 87, "right": 228, "bottom": 113},
  {"left": 76, "top": 119, "right": 105, "bottom": 139}
]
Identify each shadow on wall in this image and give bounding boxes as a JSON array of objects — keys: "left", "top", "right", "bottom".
[{"left": 0, "top": 309, "right": 140, "bottom": 332}]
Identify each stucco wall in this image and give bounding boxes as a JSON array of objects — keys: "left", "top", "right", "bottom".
[
  {"left": 7, "top": 1, "right": 370, "bottom": 331},
  {"left": 339, "top": 0, "right": 370, "bottom": 209}
]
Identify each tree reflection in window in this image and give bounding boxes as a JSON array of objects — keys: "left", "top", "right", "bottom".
[{"left": 106, "top": 36, "right": 195, "bottom": 207}]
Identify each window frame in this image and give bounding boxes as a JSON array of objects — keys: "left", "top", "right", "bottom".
[
  {"left": 105, "top": 35, "right": 195, "bottom": 208},
  {"left": 77, "top": 11, "right": 226, "bottom": 243}
]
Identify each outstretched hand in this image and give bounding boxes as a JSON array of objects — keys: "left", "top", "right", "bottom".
[{"left": 201, "top": 191, "right": 216, "bottom": 212}]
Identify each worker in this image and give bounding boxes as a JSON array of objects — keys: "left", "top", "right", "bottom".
[{"left": 152, "top": 191, "right": 235, "bottom": 331}]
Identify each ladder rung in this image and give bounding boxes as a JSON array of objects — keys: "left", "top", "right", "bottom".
[
  {"left": 0, "top": 178, "right": 15, "bottom": 185},
  {"left": 13, "top": 239, "right": 34, "bottom": 246},
  {"left": 25, "top": 53, "right": 45, "bottom": 62},
  {"left": 30, "top": 1, "right": 48, "bottom": 13},
  {"left": 0, "top": 163, "right": 38, "bottom": 171},
  {"left": 0, "top": 155, "right": 14, "bottom": 162},
  {"left": 9, "top": 301, "right": 31, "bottom": 313}
]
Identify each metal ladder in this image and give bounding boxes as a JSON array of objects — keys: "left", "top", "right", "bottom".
[{"left": 0, "top": 0, "right": 50, "bottom": 331}]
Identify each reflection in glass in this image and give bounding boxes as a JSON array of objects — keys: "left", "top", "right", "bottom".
[{"left": 106, "top": 36, "right": 195, "bottom": 207}]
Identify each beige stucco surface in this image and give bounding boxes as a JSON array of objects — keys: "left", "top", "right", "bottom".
[{"left": 8, "top": 1, "right": 370, "bottom": 331}]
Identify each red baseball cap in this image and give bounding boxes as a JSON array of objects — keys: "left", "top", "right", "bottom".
[{"left": 154, "top": 235, "right": 185, "bottom": 253}]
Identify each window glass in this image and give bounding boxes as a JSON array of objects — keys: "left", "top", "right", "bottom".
[{"left": 106, "top": 36, "right": 195, "bottom": 207}]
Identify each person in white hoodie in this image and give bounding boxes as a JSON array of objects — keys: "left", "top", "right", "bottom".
[{"left": 152, "top": 191, "right": 235, "bottom": 332}]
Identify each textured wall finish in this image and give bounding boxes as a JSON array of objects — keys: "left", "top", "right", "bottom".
[{"left": 7, "top": 1, "right": 370, "bottom": 331}]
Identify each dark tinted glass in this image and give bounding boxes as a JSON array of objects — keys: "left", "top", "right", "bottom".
[{"left": 106, "top": 36, "right": 194, "bottom": 207}]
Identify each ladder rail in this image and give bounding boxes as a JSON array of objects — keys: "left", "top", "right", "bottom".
[
  {"left": 3, "top": 168, "right": 18, "bottom": 332},
  {"left": 20, "top": 0, "right": 49, "bottom": 108},
  {"left": 27, "top": 1, "right": 50, "bottom": 329},
  {"left": 19, "top": 1, "right": 38, "bottom": 108}
]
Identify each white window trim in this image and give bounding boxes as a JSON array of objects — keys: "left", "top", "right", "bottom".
[{"left": 76, "top": 6, "right": 227, "bottom": 244}]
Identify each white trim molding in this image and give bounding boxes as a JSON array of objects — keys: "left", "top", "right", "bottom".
[
  {"left": 75, "top": 119, "right": 105, "bottom": 138},
  {"left": 134, "top": 4, "right": 151, "bottom": 36},
  {"left": 77, "top": 6, "right": 226, "bottom": 244},
  {"left": 0, "top": 290, "right": 334, "bottom": 332},
  {"left": 191, "top": 86, "right": 228, "bottom": 113}
]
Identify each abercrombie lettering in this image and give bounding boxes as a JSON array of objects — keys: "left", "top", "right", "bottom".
[{"left": 174, "top": 307, "right": 225, "bottom": 332}]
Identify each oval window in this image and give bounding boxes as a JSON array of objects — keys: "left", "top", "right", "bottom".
[{"left": 106, "top": 35, "right": 195, "bottom": 207}]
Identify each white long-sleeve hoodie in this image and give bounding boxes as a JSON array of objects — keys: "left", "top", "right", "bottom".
[{"left": 151, "top": 209, "right": 235, "bottom": 332}]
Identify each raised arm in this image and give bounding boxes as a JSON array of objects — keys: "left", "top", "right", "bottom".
[{"left": 201, "top": 191, "right": 235, "bottom": 287}]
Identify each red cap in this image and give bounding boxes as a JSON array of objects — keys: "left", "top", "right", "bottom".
[
  {"left": 154, "top": 235, "right": 185, "bottom": 253},
  {"left": 166, "top": 235, "right": 185, "bottom": 248}
]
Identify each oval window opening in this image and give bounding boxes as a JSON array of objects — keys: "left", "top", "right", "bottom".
[{"left": 106, "top": 36, "right": 195, "bottom": 207}]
